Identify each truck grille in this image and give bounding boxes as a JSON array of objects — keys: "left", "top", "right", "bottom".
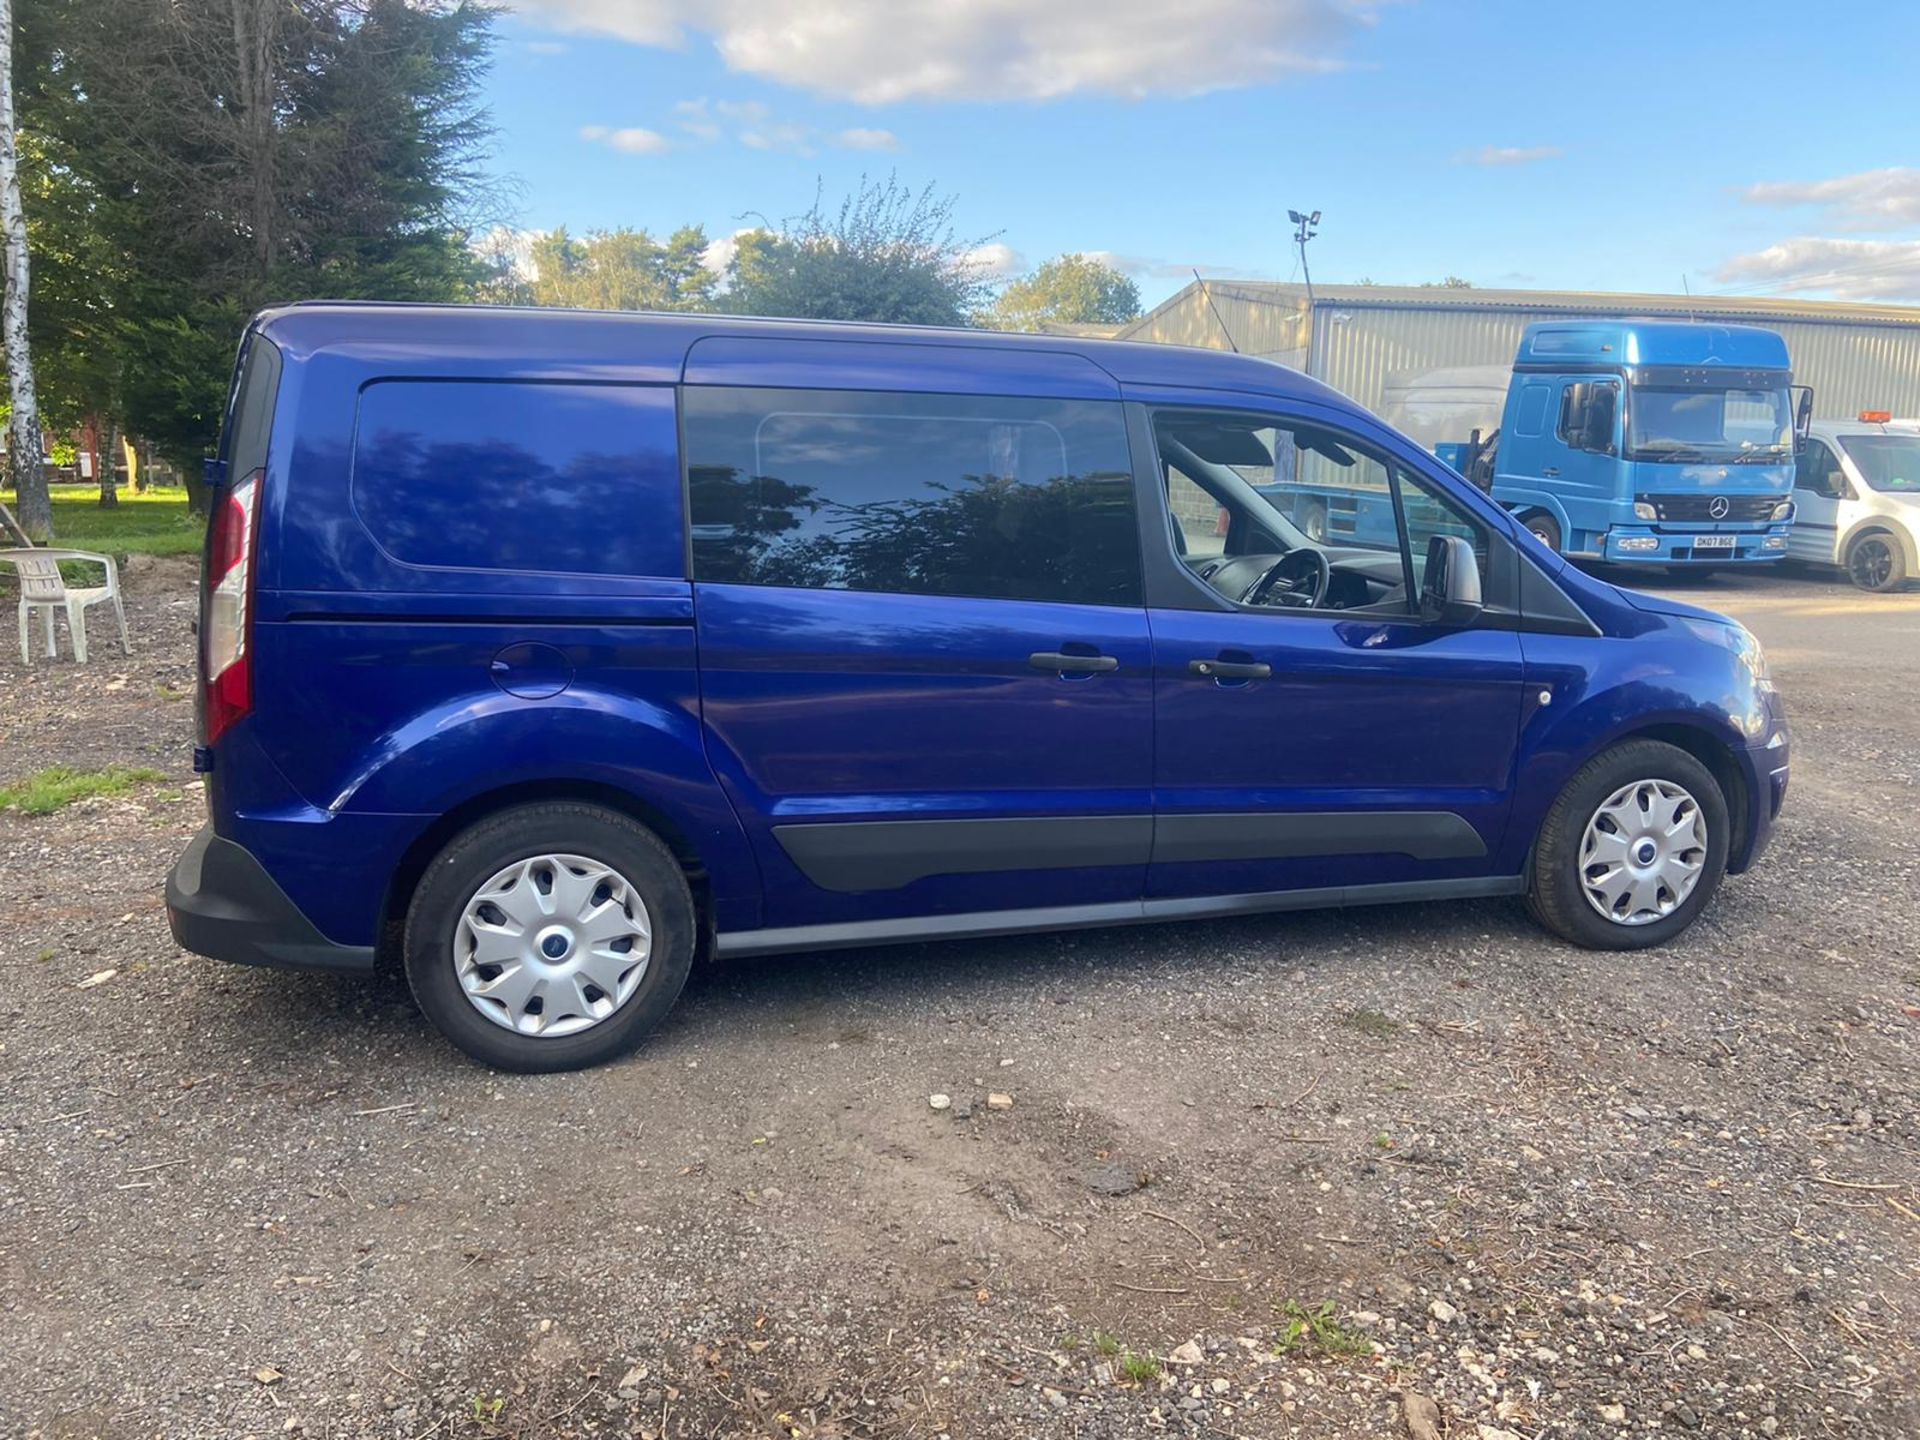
[{"left": 1639, "top": 494, "right": 1781, "bottom": 523}]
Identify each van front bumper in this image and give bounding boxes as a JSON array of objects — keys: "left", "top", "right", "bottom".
[{"left": 166, "top": 826, "right": 376, "bottom": 974}]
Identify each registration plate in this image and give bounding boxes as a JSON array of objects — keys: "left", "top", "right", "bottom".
[{"left": 1693, "top": 535, "right": 1737, "bottom": 551}]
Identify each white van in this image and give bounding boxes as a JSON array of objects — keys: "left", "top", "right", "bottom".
[{"left": 1789, "top": 414, "right": 1920, "bottom": 591}]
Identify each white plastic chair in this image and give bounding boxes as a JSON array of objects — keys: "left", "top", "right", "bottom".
[{"left": 2, "top": 548, "right": 130, "bottom": 664}]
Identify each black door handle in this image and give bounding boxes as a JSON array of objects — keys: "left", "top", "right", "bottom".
[
  {"left": 1030, "top": 651, "right": 1118, "bottom": 674},
  {"left": 1541, "top": 466, "right": 1560, "bottom": 478},
  {"left": 1189, "top": 658, "right": 1272, "bottom": 680}
]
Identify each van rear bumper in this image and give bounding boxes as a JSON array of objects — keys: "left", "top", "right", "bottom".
[{"left": 166, "top": 826, "right": 376, "bottom": 974}]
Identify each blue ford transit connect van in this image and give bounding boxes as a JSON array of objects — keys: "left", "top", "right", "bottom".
[{"left": 166, "top": 304, "right": 1790, "bottom": 1071}]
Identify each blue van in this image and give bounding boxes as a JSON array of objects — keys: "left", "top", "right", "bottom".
[{"left": 166, "top": 304, "right": 1790, "bottom": 1071}]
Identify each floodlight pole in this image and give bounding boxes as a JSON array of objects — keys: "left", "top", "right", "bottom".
[{"left": 1289, "top": 208, "right": 1320, "bottom": 311}]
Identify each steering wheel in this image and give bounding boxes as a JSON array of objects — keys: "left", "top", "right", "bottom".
[{"left": 1243, "top": 548, "right": 1330, "bottom": 609}]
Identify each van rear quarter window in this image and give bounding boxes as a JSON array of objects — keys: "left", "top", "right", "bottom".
[
  {"left": 684, "top": 386, "right": 1140, "bottom": 606},
  {"left": 351, "top": 380, "right": 683, "bottom": 577}
]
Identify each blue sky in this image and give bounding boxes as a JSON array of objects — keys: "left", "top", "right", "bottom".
[{"left": 484, "top": 0, "right": 1920, "bottom": 309}]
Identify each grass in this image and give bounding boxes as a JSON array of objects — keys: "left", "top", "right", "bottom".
[
  {"left": 3, "top": 484, "right": 203, "bottom": 558},
  {"left": 1273, "top": 1300, "right": 1375, "bottom": 1359},
  {"left": 0, "top": 765, "right": 166, "bottom": 816},
  {"left": 1118, "top": 1350, "right": 1162, "bottom": 1384}
]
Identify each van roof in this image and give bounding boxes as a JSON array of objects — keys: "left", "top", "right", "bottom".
[
  {"left": 251, "top": 300, "right": 1347, "bottom": 405},
  {"left": 1515, "top": 318, "right": 1792, "bottom": 372}
]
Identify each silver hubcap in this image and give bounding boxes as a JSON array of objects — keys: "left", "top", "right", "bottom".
[
  {"left": 454, "top": 853, "right": 652, "bottom": 1037},
  {"left": 1579, "top": 779, "right": 1708, "bottom": 926}
]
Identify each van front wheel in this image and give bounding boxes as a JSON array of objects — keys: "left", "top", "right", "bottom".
[
  {"left": 1526, "top": 740, "right": 1729, "bottom": 950},
  {"left": 403, "top": 803, "right": 695, "bottom": 1072}
]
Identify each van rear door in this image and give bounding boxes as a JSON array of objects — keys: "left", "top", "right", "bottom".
[{"left": 682, "top": 338, "right": 1154, "bottom": 933}]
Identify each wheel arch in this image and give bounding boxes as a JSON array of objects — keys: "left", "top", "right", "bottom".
[
  {"left": 1840, "top": 518, "right": 1918, "bottom": 574},
  {"left": 376, "top": 780, "right": 719, "bottom": 974},
  {"left": 1586, "top": 721, "right": 1754, "bottom": 874}
]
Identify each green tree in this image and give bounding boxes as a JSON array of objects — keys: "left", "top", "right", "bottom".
[
  {"left": 494, "top": 225, "right": 717, "bottom": 312},
  {"left": 15, "top": 0, "right": 498, "bottom": 478},
  {"left": 723, "top": 174, "right": 994, "bottom": 326},
  {"left": 985, "top": 253, "right": 1141, "bottom": 332}
]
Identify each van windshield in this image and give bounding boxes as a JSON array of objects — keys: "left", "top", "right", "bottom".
[
  {"left": 1628, "top": 386, "right": 1791, "bottom": 462},
  {"left": 1838, "top": 434, "right": 1920, "bottom": 493}
]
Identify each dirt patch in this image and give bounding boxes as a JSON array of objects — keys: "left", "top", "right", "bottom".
[{"left": 2, "top": 567, "right": 1917, "bottom": 1438}]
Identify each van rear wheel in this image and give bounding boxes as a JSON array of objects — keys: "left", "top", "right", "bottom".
[
  {"left": 1526, "top": 740, "right": 1729, "bottom": 950},
  {"left": 403, "top": 803, "right": 695, "bottom": 1072}
]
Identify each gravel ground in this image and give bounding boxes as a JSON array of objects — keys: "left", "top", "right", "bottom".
[{"left": 2, "top": 559, "right": 1917, "bottom": 1440}]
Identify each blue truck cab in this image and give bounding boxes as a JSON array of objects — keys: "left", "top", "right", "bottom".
[
  {"left": 1456, "top": 320, "right": 1800, "bottom": 566},
  {"left": 166, "top": 303, "right": 1791, "bottom": 1072}
]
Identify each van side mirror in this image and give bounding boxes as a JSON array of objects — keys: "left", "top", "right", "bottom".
[{"left": 1420, "top": 534, "right": 1483, "bottom": 626}]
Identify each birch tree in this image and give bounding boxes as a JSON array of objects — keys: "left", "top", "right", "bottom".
[{"left": 0, "top": 0, "right": 50, "bottom": 541}]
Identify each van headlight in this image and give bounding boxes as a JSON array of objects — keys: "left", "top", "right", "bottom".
[
  {"left": 1771, "top": 500, "right": 1793, "bottom": 522},
  {"left": 1633, "top": 501, "right": 1658, "bottom": 521}
]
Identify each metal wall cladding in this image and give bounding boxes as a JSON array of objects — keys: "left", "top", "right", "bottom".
[
  {"left": 1123, "top": 285, "right": 1309, "bottom": 365},
  {"left": 1124, "top": 284, "right": 1920, "bottom": 423},
  {"left": 1312, "top": 305, "right": 1920, "bottom": 421}
]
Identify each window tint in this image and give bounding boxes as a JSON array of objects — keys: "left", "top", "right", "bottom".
[
  {"left": 685, "top": 387, "right": 1140, "bottom": 606},
  {"left": 352, "top": 381, "right": 683, "bottom": 577},
  {"left": 224, "top": 336, "right": 282, "bottom": 480}
]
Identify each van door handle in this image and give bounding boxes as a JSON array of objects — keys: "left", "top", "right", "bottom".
[
  {"left": 1541, "top": 466, "right": 1560, "bottom": 477},
  {"left": 1189, "top": 658, "right": 1272, "bottom": 680},
  {"left": 1030, "top": 651, "right": 1118, "bottom": 675}
]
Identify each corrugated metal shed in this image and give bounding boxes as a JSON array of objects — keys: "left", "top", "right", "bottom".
[{"left": 1118, "top": 282, "right": 1920, "bottom": 424}]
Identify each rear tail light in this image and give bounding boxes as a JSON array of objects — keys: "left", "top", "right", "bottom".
[{"left": 203, "top": 469, "right": 262, "bottom": 743}]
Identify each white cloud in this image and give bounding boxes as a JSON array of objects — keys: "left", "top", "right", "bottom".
[
  {"left": 509, "top": 0, "right": 1372, "bottom": 102},
  {"left": 524, "top": 39, "right": 567, "bottom": 55},
  {"left": 1082, "top": 250, "right": 1265, "bottom": 281},
  {"left": 579, "top": 124, "right": 672, "bottom": 154},
  {"left": 1742, "top": 168, "right": 1920, "bottom": 232},
  {"left": 1715, "top": 235, "right": 1920, "bottom": 303},
  {"left": 474, "top": 225, "right": 542, "bottom": 279},
  {"left": 965, "top": 243, "right": 1026, "bottom": 280},
  {"left": 1457, "top": 144, "right": 1562, "bottom": 167},
  {"left": 835, "top": 127, "right": 900, "bottom": 151},
  {"left": 701, "top": 227, "right": 768, "bottom": 276}
]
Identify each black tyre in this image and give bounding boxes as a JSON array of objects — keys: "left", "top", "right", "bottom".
[
  {"left": 1526, "top": 740, "right": 1729, "bottom": 950},
  {"left": 403, "top": 803, "right": 696, "bottom": 1072},
  {"left": 1301, "top": 499, "right": 1329, "bottom": 543},
  {"left": 1846, "top": 531, "right": 1908, "bottom": 592},
  {"left": 1523, "top": 511, "right": 1562, "bottom": 552}
]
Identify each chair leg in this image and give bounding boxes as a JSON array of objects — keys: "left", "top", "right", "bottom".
[
  {"left": 42, "top": 605, "right": 55, "bottom": 659},
  {"left": 67, "top": 598, "right": 88, "bottom": 664},
  {"left": 16, "top": 601, "right": 27, "bottom": 665},
  {"left": 113, "top": 595, "right": 131, "bottom": 654}
]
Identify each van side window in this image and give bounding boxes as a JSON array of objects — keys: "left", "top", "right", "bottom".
[
  {"left": 1794, "top": 439, "right": 1842, "bottom": 497},
  {"left": 685, "top": 387, "right": 1140, "bottom": 606},
  {"left": 351, "top": 380, "right": 684, "bottom": 577},
  {"left": 225, "top": 336, "right": 282, "bottom": 480}
]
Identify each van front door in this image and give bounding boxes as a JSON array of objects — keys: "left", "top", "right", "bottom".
[
  {"left": 1140, "top": 402, "right": 1528, "bottom": 903},
  {"left": 1790, "top": 437, "right": 1845, "bottom": 563},
  {"left": 682, "top": 365, "right": 1153, "bottom": 933}
]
